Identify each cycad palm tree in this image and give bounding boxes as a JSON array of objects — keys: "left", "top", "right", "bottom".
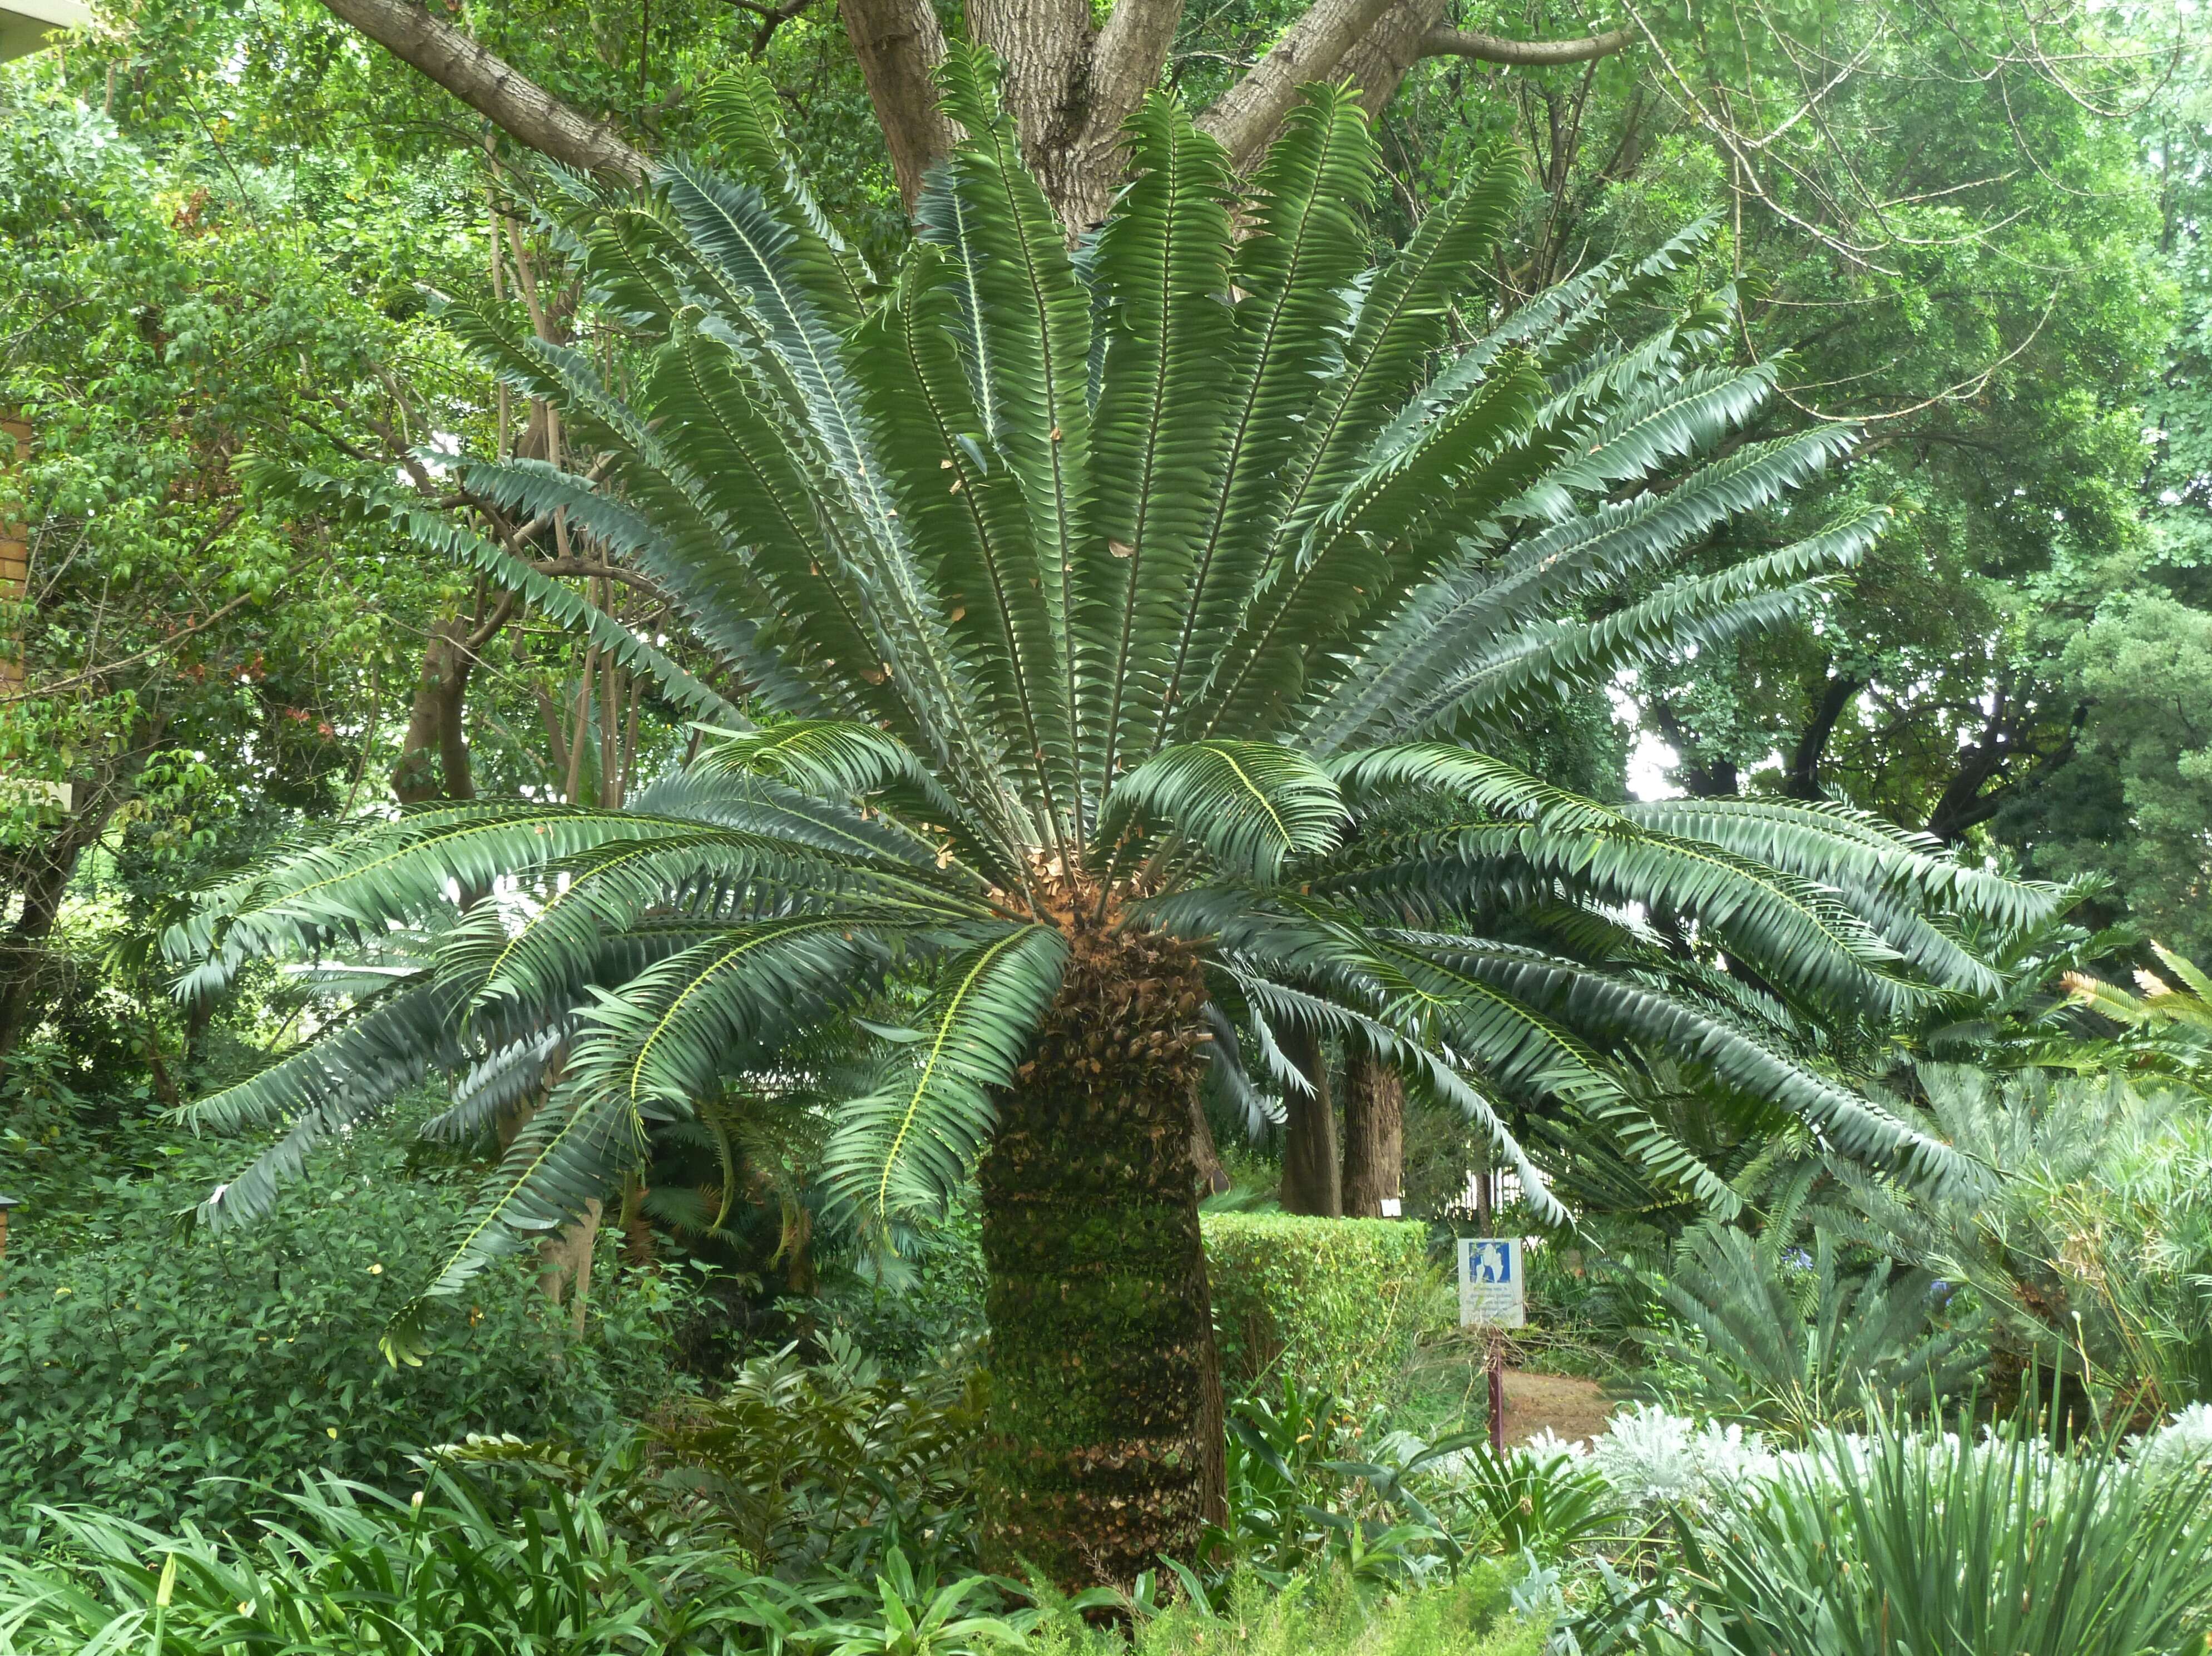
[{"left": 167, "top": 55, "right": 2058, "bottom": 1580}]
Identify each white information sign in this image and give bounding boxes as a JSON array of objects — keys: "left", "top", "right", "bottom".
[{"left": 1457, "top": 1237, "right": 1525, "bottom": 1328}]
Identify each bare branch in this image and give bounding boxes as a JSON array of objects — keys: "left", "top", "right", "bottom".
[
  {"left": 316, "top": 0, "right": 647, "bottom": 181},
  {"left": 1414, "top": 25, "right": 1634, "bottom": 66}
]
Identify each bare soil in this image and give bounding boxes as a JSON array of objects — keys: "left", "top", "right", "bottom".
[{"left": 1498, "top": 1367, "right": 1614, "bottom": 1448}]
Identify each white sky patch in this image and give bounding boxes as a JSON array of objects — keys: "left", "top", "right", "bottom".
[{"left": 1609, "top": 674, "right": 1684, "bottom": 802}]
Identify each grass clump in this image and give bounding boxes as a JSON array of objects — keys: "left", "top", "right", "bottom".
[{"left": 1033, "top": 1568, "right": 1541, "bottom": 1656}]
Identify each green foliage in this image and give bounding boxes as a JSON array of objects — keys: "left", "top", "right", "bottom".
[
  {"left": 162, "top": 56, "right": 2052, "bottom": 1363},
  {"left": 1636, "top": 1224, "right": 1981, "bottom": 1441},
  {"left": 1207, "top": 1376, "right": 1466, "bottom": 1587},
  {"left": 1434, "top": 1448, "right": 1621, "bottom": 1565},
  {"left": 645, "top": 1333, "right": 981, "bottom": 1576},
  {"left": 1817, "top": 1068, "right": 2212, "bottom": 1418},
  {"left": 0, "top": 1118, "right": 688, "bottom": 1534},
  {"left": 1033, "top": 1565, "right": 1538, "bottom": 1656},
  {"left": 0, "top": 1467, "right": 811, "bottom": 1655},
  {"left": 1201, "top": 1214, "right": 1438, "bottom": 1408},
  {"left": 1657, "top": 1411, "right": 2212, "bottom": 1656}
]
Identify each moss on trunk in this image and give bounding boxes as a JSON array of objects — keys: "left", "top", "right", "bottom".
[{"left": 976, "top": 921, "right": 1225, "bottom": 1587}]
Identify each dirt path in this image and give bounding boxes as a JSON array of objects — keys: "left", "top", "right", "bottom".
[{"left": 1499, "top": 1368, "right": 1614, "bottom": 1449}]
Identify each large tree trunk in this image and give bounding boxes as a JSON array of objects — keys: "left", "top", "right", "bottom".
[
  {"left": 390, "top": 616, "right": 477, "bottom": 804},
  {"left": 1278, "top": 1025, "right": 1342, "bottom": 1216},
  {"left": 0, "top": 775, "right": 130, "bottom": 1071},
  {"left": 1340, "top": 1049, "right": 1403, "bottom": 1217},
  {"left": 319, "top": 0, "right": 1632, "bottom": 233},
  {"left": 977, "top": 921, "right": 1224, "bottom": 1587}
]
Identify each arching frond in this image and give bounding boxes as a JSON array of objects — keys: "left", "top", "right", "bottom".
[
  {"left": 820, "top": 924, "right": 1069, "bottom": 1220},
  {"left": 1102, "top": 740, "right": 1345, "bottom": 881}
]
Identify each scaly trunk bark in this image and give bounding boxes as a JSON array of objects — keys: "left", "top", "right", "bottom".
[
  {"left": 977, "top": 922, "right": 1224, "bottom": 1587},
  {"left": 1279, "top": 1024, "right": 1341, "bottom": 1216},
  {"left": 1340, "top": 1050, "right": 1403, "bottom": 1217}
]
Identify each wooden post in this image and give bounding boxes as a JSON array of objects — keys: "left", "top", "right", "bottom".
[
  {"left": 1475, "top": 1161, "right": 1504, "bottom": 1455},
  {"left": 0, "top": 1193, "right": 18, "bottom": 1291}
]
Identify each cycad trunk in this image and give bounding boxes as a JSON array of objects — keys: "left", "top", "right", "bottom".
[{"left": 977, "top": 922, "right": 1225, "bottom": 1585}]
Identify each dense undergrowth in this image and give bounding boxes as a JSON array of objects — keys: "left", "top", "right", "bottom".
[{"left": 8, "top": 1069, "right": 2212, "bottom": 1653}]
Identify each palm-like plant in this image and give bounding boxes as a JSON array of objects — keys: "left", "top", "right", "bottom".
[
  {"left": 167, "top": 55, "right": 2058, "bottom": 1581},
  {"left": 1639, "top": 1223, "right": 1980, "bottom": 1441}
]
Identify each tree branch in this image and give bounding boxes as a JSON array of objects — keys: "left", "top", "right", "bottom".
[
  {"left": 1415, "top": 25, "right": 1633, "bottom": 66},
  {"left": 315, "top": 0, "right": 647, "bottom": 181},
  {"left": 1197, "top": 0, "right": 1406, "bottom": 170}
]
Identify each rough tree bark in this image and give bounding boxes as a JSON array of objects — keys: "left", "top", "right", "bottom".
[
  {"left": 1279, "top": 1025, "right": 1342, "bottom": 1217},
  {"left": 978, "top": 921, "right": 1225, "bottom": 1587},
  {"left": 839, "top": 0, "right": 958, "bottom": 207},
  {"left": 313, "top": 0, "right": 1634, "bottom": 226},
  {"left": 1340, "top": 1049, "right": 1404, "bottom": 1217},
  {"left": 390, "top": 616, "right": 479, "bottom": 804}
]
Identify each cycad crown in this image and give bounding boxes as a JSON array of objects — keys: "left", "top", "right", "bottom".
[{"left": 169, "top": 51, "right": 2060, "bottom": 1356}]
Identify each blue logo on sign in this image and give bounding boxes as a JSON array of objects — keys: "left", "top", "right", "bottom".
[{"left": 1468, "top": 1240, "right": 1512, "bottom": 1284}]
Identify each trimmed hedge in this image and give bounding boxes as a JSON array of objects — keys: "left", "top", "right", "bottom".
[{"left": 1202, "top": 1213, "right": 1441, "bottom": 1408}]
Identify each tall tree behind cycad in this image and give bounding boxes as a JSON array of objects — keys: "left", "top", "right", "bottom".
[{"left": 166, "top": 57, "right": 2060, "bottom": 1583}]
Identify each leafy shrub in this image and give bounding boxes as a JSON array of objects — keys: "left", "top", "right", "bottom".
[
  {"left": 647, "top": 1333, "right": 981, "bottom": 1576},
  {"left": 1202, "top": 1215, "right": 1439, "bottom": 1408},
  {"left": 1419, "top": 1446, "right": 1621, "bottom": 1563},
  {"left": 0, "top": 1123, "right": 691, "bottom": 1534},
  {"left": 1659, "top": 1411, "right": 2212, "bottom": 1656},
  {"left": 1834, "top": 1069, "right": 2212, "bottom": 1420},
  {"left": 1209, "top": 1377, "right": 1467, "bottom": 1587},
  {"left": 0, "top": 1470, "right": 783, "bottom": 1655},
  {"left": 803, "top": 1202, "right": 990, "bottom": 1375}
]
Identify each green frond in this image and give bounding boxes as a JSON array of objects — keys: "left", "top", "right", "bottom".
[
  {"left": 1516, "top": 362, "right": 1778, "bottom": 517},
  {"left": 820, "top": 923, "right": 1068, "bottom": 1220},
  {"left": 693, "top": 62, "right": 871, "bottom": 324},
  {"left": 1083, "top": 91, "right": 1238, "bottom": 790},
  {"left": 1327, "top": 743, "right": 1620, "bottom": 833},
  {"left": 383, "top": 1086, "right": 642, "bottom": 1366},
  {"left": 420, "top": 1029, "right": 567, "bottom": 1145},
  {"left": 560, "top": 916, "right": 898, "bottom": 1118},
  {"left": 1299, "top": 428, "right": 1863, "bottom": 750},
  {"left": 271, "top": 464, "right": 743, "bottom": 725},
  {"left": 1199, "top": 355, "right": 1551, "bottom": 734},
  {"left": 1102, "top": 740, "right": 1345, "bottom": 881},
  {"left": 163, "top": 804, "right": 695, "bottom": 975},
  {"left": 1393, "top": 933, "right": 1972, "bottom": 1194},
  {"left": 1151, "top": 81, "right": 1377, "bottom": 756},
  {"left": 925, "top": 45, "right": 1093, "bottom": 842},
  {"left": 181, "top": 977, "right": 471, "bottom": 1229},
  {"left": 1218, "top": 962, "right": 1570, "bottom": 1227},
  {"left": 1267, "top": 142, "right": 1523, "bottom": 563},
  {"left": 1622, "top": 798, "right": 2067, "bottom": 933},
  {"left": 454, "top": 454, "right": 822, "bottom": 713}
]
